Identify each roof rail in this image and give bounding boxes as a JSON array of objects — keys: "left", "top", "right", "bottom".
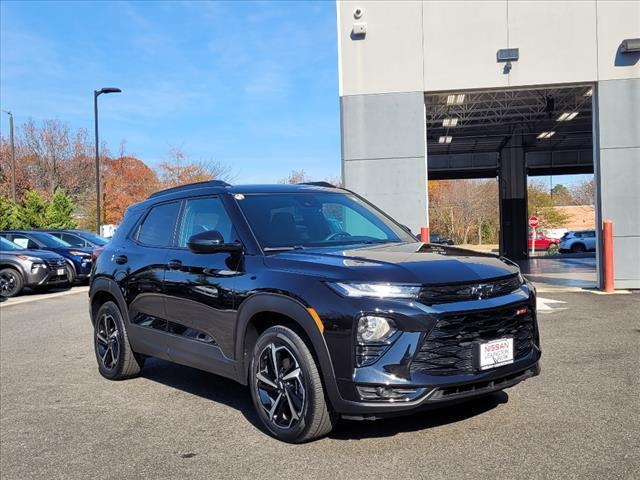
[
  {"left": 147, "top": 180, "right": 231, "bottom": 199},
  {"left": 298, "top": 181, "right": 338, "bottom": 188}
]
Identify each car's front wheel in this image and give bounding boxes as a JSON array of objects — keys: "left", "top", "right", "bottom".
[
  {"left": 249, "top": 325, "right": 336, "bottom": 443},
  {"left": 0, "top": 268, "right": 24, "bottom": 298},
  {"left": 94, "top": 301, "right": 144, "bottom": 380}
]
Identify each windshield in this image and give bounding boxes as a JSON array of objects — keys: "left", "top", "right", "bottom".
[
  {"left": 31, "top": 232, "right": 72, "bottom": 248},
  {"left": 236, "top": 192, "right": 415, "bottom": 249},
  {"left": 79, "top": 232, "right": 108, "bottom": 246},
  {"left": 0, "top": 237, "right": 23, "bottom": 251}
]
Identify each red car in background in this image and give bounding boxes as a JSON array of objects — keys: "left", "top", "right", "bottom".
[{"left": 528, "top": 232, "right": 559, "bottom": 251}]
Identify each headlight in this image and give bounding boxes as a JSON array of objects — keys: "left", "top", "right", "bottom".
[
  {"left": 357, "top": 316, "right": 396, "bottom": 343},
  {"left": 327, "top": 282, "right": 420, "bottom": 299},
  {"left": 69, "top": 251, "right": 91, "bottom": 258},
  {"left": 17, "top": 255, "right": 42, "bottom": 263}
]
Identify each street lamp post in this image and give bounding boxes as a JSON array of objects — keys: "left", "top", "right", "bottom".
[
  {"left": 2, "top": 110, "right": 16, "bottom": 202},
  {"left": 94, "top": 87, "right": 121, "bottom": 234}
]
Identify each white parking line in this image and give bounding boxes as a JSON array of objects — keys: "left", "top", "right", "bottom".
[{"left": 0, "top": 287, "right": 89, "bottom": 308}]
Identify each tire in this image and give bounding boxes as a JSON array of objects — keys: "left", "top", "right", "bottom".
[
  {"left": 249, "top": 325, "right": 337, "bottom": 443},
  {"left": 571, "top": 243, "right": 586, "bottom": 253},
  {"left": 65, "top": 264, "right": 76, "bottom": 285},
  {"left": 0, "top": 268, "right": 24, "bottom": 298},
  {"left": 94, "top": 301, "right": 144, "bottom": 380}
]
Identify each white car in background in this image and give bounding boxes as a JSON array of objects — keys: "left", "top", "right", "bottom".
[{"left": 559, "top": 230, "right": 597, "bottom": 253}]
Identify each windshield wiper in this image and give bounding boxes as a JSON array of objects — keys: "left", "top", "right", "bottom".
[{"left": 263, "top": 245, "right": 306, "bottom": 253}]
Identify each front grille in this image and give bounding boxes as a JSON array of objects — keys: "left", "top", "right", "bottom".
[
  {"left": 411, "top": 305, "right": 535, "bottom": 376},
  {"left": 45, "top": 258, "right": 67, "bottom": 269},
  {"left": 419, "top": 275, "right": 521, "bottom": 305}
]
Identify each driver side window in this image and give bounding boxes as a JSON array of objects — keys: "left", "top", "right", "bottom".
[{"left": 178, "top": 197, "right": 237, "bottom": 247}]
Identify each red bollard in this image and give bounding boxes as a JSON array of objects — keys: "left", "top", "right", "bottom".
[
  {"left": 420, "top": 227, "right": 430, "bottom": 243},
  {"left": 603, "top": 220, "right": 614, "bottom": 293}
]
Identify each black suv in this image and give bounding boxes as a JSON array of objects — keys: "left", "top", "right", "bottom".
[{"left": 90, "top": 181, "right": 540, "bottom": 443}]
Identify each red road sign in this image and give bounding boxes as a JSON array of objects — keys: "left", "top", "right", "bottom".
[{"left": 529, "top": 216, "right": 539, "bottom": 228}]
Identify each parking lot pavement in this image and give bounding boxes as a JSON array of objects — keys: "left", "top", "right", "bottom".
[{"left": 1, "top": 292, "right": 638, "bottom": 480}]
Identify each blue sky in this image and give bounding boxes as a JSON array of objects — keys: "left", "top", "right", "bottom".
[{"left": 0, "top": 1, "right": 340, "bottom": 183}]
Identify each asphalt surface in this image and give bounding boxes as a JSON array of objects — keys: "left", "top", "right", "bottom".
[{"left": 1, "top": 289, "right": 639, "bottom": 479}]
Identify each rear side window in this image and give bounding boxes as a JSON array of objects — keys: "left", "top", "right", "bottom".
[
  {"left": 137, "top": 202, "right": 180, "bottom": 247},
  {"left": 61, "top": 233, "right": 85, "bottom": 247},
  {"left": 177, "top": 197, "right": 237, "bottom": 247}
]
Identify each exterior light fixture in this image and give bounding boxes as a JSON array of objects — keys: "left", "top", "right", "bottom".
[
  {"left": 438, "top": 136, "right": 453, "bottom": 144},
  {"left": 557, "top": 112, "right": 579, "bottom": 121},
  {"left": 442, "top": 118, "right": 458, "bottom": 127},
  {"left": 537, "top": 131, "right": 555, "bottom": 140},
  {"left": 620, "top": 38, "right": 640, "bottom": 54},
  {"left": 446, "top": 94, "right": 465, "bottom": 105}
]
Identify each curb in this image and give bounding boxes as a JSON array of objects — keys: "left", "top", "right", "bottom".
[{"left": 0, "top": 286, "right": 89, "bottom": 308}]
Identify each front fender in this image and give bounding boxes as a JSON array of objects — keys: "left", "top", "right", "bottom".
[{"left": 234, "top": 293, "right": 340, "bottom": 398}]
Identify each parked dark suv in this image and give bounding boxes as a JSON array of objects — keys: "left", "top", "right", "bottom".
[{"left": 90, "top": 181, "right": 541, "bottom": 443}]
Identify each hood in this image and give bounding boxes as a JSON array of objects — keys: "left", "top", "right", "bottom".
[
  {"left": 0, "top": 248, "right": 65, "bottom": 260},
  {"left": 263, "top": 242, "right": 519, "bottom": 284},
  {"left": 47, "top": 246, "right": 93, "bottom": 256}
]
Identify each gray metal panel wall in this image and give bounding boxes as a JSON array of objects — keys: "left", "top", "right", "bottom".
[
  {"left": 341, "top": 92, "right": 427, "bottom": 232},
  {"left": 597, "top": 78, "right": 640, "bottom": 288}
]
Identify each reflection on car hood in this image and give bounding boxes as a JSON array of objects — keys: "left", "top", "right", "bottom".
[
  {"left": 0, "top": 248, "right": 66, "bottom": 260},
  {"left": 264, "top": 242, "right": 519, "bottom": 284}
]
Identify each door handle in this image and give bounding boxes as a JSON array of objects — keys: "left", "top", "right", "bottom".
[
  {"left": 114, "top": 255, "right": 128, "bottom": 265},
  {"left": 167, "top": 259, "right": 183, "bottom": 270}
]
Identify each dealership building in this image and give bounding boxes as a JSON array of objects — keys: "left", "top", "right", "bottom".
[{"left": 336, "top": 0, "right": 640, "bottom": 288}]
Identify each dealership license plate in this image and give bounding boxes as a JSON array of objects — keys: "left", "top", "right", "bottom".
[
  {"left": 57, "top": 268, "right": 65, "bottom": 276},
  {"left": 478, "top": 338, "right": 514, "bottom": 370}
]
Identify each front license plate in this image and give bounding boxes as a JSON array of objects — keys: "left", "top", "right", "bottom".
[
  {"left": 57, "top": 268, "right": 65, "bottom": 275},
  {"left": 478, "top": 338, "right": 514, "bottom": 370}
]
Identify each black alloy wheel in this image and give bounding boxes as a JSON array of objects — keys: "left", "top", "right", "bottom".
[
  {"left": 255, "top": 342, "right": 306, "bottom": 430},
  {"left": 96, "top": 312, "right": 120, "bottom": 371},
  {"left": 93, "top": 301, "right": 144, "bottom": 380},
  {"left": 249, "top": 326, "right": 336, "bottom": 443},
  {"left": 0, "top": 268, "right": 23, "bottom": 298}
]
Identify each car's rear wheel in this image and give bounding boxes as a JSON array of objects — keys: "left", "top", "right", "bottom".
[
  {"left": 571, "top": 243, "right": 586, "bottom": 253},
  {"left": 0, "top": 268, "right": 24, "bottom": 298},
  {"left": 249, "top": 326, "right": 336, "bottom": 443},
  {"left": 94, "top": 301, "right": 144, "bottom": 380}
]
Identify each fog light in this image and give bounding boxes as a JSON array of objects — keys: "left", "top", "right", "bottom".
[
  {"left": 356, "top": 385, "right": 425, "bottom": 402},
  {"left": 357, "top": 316, "right": 396, "bottom": 343}
]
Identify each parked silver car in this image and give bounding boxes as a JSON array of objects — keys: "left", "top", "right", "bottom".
[
  {"left": 0, "top": 237, "right": 69, "bottom": 297},
  {"left": 559, "top": 230, "right": 597, "bottom": 253}
]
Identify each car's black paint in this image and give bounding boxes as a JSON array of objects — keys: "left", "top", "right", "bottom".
[{"left": 90, "top": 182, "right": 540, "bottom": 417}]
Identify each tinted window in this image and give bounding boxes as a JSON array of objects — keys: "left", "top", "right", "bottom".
[
  {"left": 10, "top": 235, "right": 40, "bottom": 249},
  {"left": 137, "top": 202, "right": 180, "bottom": 247},
  {"left": 585, "top": 231, "right": 595, "bottom": 238},
  {"left": 178, "top": 197, "right": 237, "bottom": 247},
  {"left": 61, "top": 233, "right": 86, "bottom": 247},
  {"left": 236, "top": 192, "right": 414, "bottom": 249},
  {"left": 78, "top": 232, "right": 108, "bottom": 246}
]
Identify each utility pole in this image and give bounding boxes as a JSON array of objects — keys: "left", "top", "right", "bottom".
[
  {"left": 2, "top": 110, "right": 16, "bottom": 202},
  {"left": 93, "top": 87, "right": 121, "bottom": 234}
]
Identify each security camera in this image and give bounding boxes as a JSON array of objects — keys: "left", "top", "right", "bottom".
[{"left": 354, "top": 8, "right": 363, "bottom": 19}]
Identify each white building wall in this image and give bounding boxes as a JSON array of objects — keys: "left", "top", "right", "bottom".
[{"left": 338, "top": 0, "right": 639, "bottom": 94}]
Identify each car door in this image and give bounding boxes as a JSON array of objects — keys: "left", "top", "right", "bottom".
[
  {"left": 121, "top": 200, "right": 181, "bottom": 360},
  {"left": 162, "top": 196, "right": 243, "bottom": 377}
]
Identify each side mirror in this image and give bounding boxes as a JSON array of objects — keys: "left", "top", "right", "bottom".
[{"left": 187, "top": 230, "right": 242, "bottom": 254}]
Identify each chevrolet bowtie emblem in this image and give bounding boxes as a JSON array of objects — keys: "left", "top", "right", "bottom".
[{"left": 471, "top": 283, "right": 494, "bottom": 299}]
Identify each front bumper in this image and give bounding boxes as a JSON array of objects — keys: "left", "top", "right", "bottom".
[
  {"left": 326, "top": 287, "right": 541, "bottom": 417},
  {"left": 24, "top": 267, "right": 68, "bottom": 288}
]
